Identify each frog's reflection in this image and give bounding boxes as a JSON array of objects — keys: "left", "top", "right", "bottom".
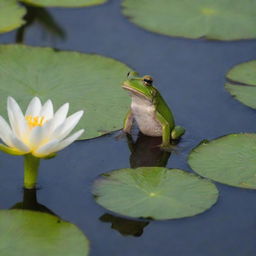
[
  {"left": 16, "top": 4, "right": 65, "bottom": 43},
  {"left": 99, "top": 133, "right": 172, "bottom": 237},
  {"left": 127, "top": 132, "right": 172, "bottom": 168},
  {"left": 11, "top": 188, "right": 56, "bottom": 216}
]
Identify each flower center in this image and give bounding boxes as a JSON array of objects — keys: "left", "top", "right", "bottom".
[
  {"left": 25, "top": 115, "right": 46, "bottom": 128},
  {"left": 201, "top": 8, "right": 216, "bottom": 16}
]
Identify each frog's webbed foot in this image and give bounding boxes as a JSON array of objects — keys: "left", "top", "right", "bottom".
[
  {"left": 171, "top": 126, "right": 185, "bottom": 140},
  {"left": 159, "top": 144, "right": 176, "bottom": 153}
]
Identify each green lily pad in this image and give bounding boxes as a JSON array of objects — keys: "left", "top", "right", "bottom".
[
  {"left": 20, "top": 0, "right": 106, "bottom": 7},
  {"left": 0, "top": 0, "right": 26, "bottom": 33},
  {"left": 0, "top": 45, "right": 132, "bottom": 140},
  {"left": 92, "top": 167, "right": 218, "bottom": 220},
  {"left": 225, "top": 60, "right": 256, "bottom": 109},
  {"left": 122, "top": 0, "right": 256, "bottom": 40},
  {"left": 188, "top": 133, "right": 256, "bottom": 189},
  {"left": 0, "top": 210, "right": 89, "bottom": 256}
]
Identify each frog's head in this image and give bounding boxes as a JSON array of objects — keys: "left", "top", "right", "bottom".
[{"left": 122, "top": 72, "right": 155, "bottom": 100}]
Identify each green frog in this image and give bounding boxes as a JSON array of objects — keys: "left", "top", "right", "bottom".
[{"left": 122, "top": 72, "right": 185, "bottom": 148}]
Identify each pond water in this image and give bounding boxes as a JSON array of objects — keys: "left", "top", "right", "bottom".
[{"left": 1, "top": 0, "right": 256, "bottom": 255}]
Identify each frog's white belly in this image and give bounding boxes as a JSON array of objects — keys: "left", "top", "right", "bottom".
[{"left": 131, "top": 94, "right": 162, "bottom": 137}]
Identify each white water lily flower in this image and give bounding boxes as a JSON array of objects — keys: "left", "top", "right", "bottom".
[{"left": 0, "top": 97, "right": 84, "bottom": 158}]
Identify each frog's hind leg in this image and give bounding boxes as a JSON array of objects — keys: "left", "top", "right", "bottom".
[{"left": 171, "top": 126, "right": 185, "bottom": 140}]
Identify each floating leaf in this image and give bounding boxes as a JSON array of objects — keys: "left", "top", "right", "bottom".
[
  {"left": 92, "top": 167, "right": 218, "bottom": 220},
  {"left": 0, "top": 210, "right": 89, "bottom": 256},
  {"left": 0, "top": 0, "right": 26, "bottom": 33},
  {"left": 225, "top": 60, "right": 256, "bottom": 108},
  {"left": 188, "top": 133, "right": 256, "bottom": 189},
  {"left": 122, "top": 0, "right": 256, "bottom": 40},
  {"left": 0, "top": 45, "right": 132, "bottom": 140},
  {"left": 20, "top": 0, "right": 107, "bottom": 7}
]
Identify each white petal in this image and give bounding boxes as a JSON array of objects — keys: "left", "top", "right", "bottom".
[
  {"left": 25, "top": 97, "right": 42, "bottom": 117},
  {"left": 10, "top": 136, "right": 30, "bottom": 153},
  {"left": 40, "top": 100, "right": 53, "bottom": 120},
  {"left": 33, "top": 139, "right": 59, "bottom": 157},
  {"left": 51, "top": 110, "right": 84, "bottom": 140},
  {"left": 51, "top": 129, "right": 84, "bottom": 152},
  {"left": 7, "top": 97, "right": 27, "bottom": 139},
  {"left": 0, "top": 115, "right": 14, "bottom": 147},
  {"left": 28, "top": 126, "right": 45, "bottom": 149},
  {"left": 52, "top": 103, "right": 69, "bottom": 130}
]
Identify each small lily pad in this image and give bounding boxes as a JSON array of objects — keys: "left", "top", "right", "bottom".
[
  {"left": 0, "top": 45, "right": 132, "bottom": 140},
  {"left": 0, "top": 0, "right": 26, "bottom": 33},
  {"left": 188, "top": 133, "right": 256, "bottom": 189},
  {"left": 122, "top": 0, "right": 256, "bottom": 40},
  {"left": 0, "top": 210, "right": 89, "bottom": 256},
  {"left": 225, "top": 60, "right": 256, "bottom": 109},
  {"left": 92, "top": 167, "right": 218, "bottom": 220},
  {"left": 20, "top": 0, "right": 107, "bottom": 7}
]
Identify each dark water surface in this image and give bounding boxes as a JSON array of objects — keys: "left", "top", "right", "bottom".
[{"left": 1, "top": 0, "right": 256, "bottom": 255}]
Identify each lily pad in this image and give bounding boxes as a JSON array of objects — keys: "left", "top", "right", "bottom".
[
  {"left": 0, "top": 209, "right": 89, "bottom": 256},
  {"left": 20, "top": 0, "right": 107, "bottom": 7},
  {"left": 0, "top": 45, "right": 132, "bottom": 140},
  {"left": 0, "top": 0, "right": 26, "bottom": 33},
  {"left": 122, "top": 0, "right": 256, "bottom": 40},
  {"left": 188, "top": 133, "right": 256, "bottom": 189},
  {"left": 92, "top": 167, "right": 218, "bottom": 220},
  {"left": 225, "top": 60, "right": 256, "bottom": 109}
]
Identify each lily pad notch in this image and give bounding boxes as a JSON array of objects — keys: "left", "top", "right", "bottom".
[
  {"left": 225, "top": 60, "right": 256, "bottom": 109},
  {"left": 92, "top": 167, "right": 219, "bottom": 220}
]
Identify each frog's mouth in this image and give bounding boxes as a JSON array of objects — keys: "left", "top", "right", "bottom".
[{"left": 122, "top": 85, "right": 151, "bottom": 100}]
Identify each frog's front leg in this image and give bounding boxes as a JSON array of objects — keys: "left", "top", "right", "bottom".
[
  {"left": 156, "top": 112, "right": 171, "bottom": 148},
  {"left": 123, "top": 109, "right": 134, "bottom": 134}
]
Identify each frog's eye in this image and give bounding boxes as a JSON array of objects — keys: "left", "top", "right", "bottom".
[
  {"left": 143, "top": 75, "right": 153, "bottom": 86},
  {"left": 127, "top": 72, "right": 131, "bottom": 78}
]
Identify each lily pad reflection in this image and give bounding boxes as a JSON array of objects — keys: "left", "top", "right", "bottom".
[
  {"left": 93, "top": 167, "right": 218, "bottom": 220},
  {"left": 16, "top": 5, "right": 65, "bottom": 43},
  {"left": 100, "top": 213, "right": 149, "bottom": 237}
]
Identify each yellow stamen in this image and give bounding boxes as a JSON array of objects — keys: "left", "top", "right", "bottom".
[
  {"left": 25, "top": 115, "right": 45, "bottom": 128},
  {"left": 201, "top": 8, "right": 216, "bottom": 16}
]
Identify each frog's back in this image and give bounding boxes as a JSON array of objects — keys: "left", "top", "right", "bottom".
[{"left": 155, "top": 92, "right": 175, "bottom": 125}]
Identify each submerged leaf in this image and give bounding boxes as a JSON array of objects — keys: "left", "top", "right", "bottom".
[{"left": 92, "top": 167, "right": 218, "bottom": 220}]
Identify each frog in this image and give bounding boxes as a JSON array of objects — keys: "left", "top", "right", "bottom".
[{"left": 122, "top": 72, "right": 185, "bottom": 149}]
